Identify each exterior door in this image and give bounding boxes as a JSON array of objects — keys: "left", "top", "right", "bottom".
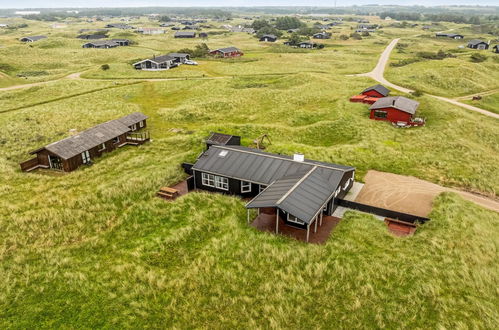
[
  {"left": 48, "top": 155, "right": 63, "bottom": 170},
  {"left": 81, "top": 151, "right": 91, "bottom": 164}
]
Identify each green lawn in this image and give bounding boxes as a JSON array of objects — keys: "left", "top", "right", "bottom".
[
  {"left": 0, "top": 15, "right": 498, "bottom": 328},
  {"left": 462, "top": 92, "right": 499, "bottom": 114}
]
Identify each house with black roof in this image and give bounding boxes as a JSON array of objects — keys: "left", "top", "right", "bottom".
[
  {"left": 436, "top": 33, "right": 464, "bottom": 39},
  {"left": 168, "top": 53, "right": 191, "bottom": 64},
  {"left": 493, "top": 45, "right": 499, "bottom": 54},
  {"left": 467, "top": 39, "right": 489, "bottom": 50},
  {"left": 20, "top": 35, "right": 47, "bottom": 42},
  {"left": 313, "top": 32, "right": 330, "bottom": 39},
  {"left": 190, "top": 143, "right": 355, "bottom": 241},
  {"left": 133, "top": 55, "right": 176, "bottom": 70},
  {"left": 105, "top": 23, "right": 134, "bottom": 29},
  {"left": 20, "top": 113, "right": 149, "bottom": 173},
  {"left": 259, "top": 34, "right": 277, "bottom": 42},
  {"left": 174, "top": 31, "right": 196, "bottom": 38},
  {"left": 77, "top": 34, "right": 107, "bottom": 40}
]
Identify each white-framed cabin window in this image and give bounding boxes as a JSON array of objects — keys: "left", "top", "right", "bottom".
[
  {"left": 139, "top": 120, "right": 144, "bottom": 128},
  {"left": 288, "top": 214, "right": 305, "bottom": 226},
  {"left": 215, "top": 176, "right": 229, "bottom": 191},
  {"left": 81, "top": 150, "right": 90, "bottom": 164},
  {"left": 98, "top": 143, "right": 106, "bottom": 151},
  {"left": 241, "top": 181, "right": 251, "bottom": 193},
  {"left": 113, "top": 136, "right": 120, "bottom": 144},
  {"left": 130, "top": 124, "right": 137, "bottom": 131},
  {"left": 201, "top": 173, "right": 215, "bottom": 187}
]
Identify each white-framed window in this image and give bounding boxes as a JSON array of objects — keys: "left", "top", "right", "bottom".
[
  {"left": 81, "top": 150, "right": 90, "bottom": 164},
  {"left": 215, "top": 176, "right": 229, "bottom": 191},
  {"left": 343, "top": 178, "right": 352, "bottom": 190},
  {"left": 241, "top": 181, "right": 251, "bottom": 193},
  {"left": 288, "top": 214, "right": 305, "bottom": 225},
  {"left": 113, "top": 136, "right": 120, "bottom": 144},
  {"left": 202, "top": 173, "right": 215, "bottom": 187},
  {"left": 130, "top": 124, "right": 137, "bottom": 131},
  {"left": 98, "top": 143, "right": 106, "bottom": 152},
  {"left": 374, "top": 110, "right": 388, "bottom": 119},
  {"left": 139, "top": 121, "right": 144, "bottom": 128}
]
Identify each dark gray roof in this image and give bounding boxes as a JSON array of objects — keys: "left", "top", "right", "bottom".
[
  {"left": 32, "top": 112, "right": 147, "bottom": 160},
  {"left": 192, "top": 145, "right": 353, "bottom": 186},
  {"left": 247, "top": 167, "right": 343, "bottom": 224},
  {"left": 261, "top": 34, "right": 277, "bottom": 39},
  {"left": 206, "top": 132, "right": 237, "bottom": 145},
  {"left": 168, "top": 53, "right": 190, "bottom": 58},
  {"left": 468, "top": 39, "right": 487, "bottom": 46},
  {"left": 21, "top": 35, "right": 46, "bottom": 41},
  {"left": 369, "top": 96, "right": 419, "bottom": 115},
  {"left": 83, "top": 40, "right": 119, "bottom": 47},
  {"left": 134, "top": 54, "right": 174, "bottom": 65},
  {"left": 174, "top": 31, "right": 196, "bottom": 37},
  {"left": 362, "top": 84, "right": 390, "bottom": 97},
  {"left": 214, "top": 46, "right": 240, "bottom": 53},
  {"left": 116, "top": 112, "right": 148, "bottom": 127}
]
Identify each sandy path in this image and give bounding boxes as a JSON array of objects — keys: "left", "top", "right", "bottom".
[
  {"left": 355, "top": 170, "right": 499, "bottom": 217},
  {"left": 352, "top": 38, "right": 499, "bottom": 120}
]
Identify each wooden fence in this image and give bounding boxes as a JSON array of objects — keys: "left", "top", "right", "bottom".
[{"left": 19, "top": 157, "right": 40, "bottom": 171}]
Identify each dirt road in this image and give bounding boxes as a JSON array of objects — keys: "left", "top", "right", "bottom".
[
  {"left": 353, "top": 38, "right": 499, "bottom": 120},
  {"left": 355, "top": 170, "right": 499, "bottom": 217}
]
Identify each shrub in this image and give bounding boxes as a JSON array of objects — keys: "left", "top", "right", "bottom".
[
  {"left": 470, "top": 53, "right": 487, "bottom": 63},
  {"left": 411, "top": 89, "right": 424, "bottom": 97},
  {"left": 0, "top": 63, "right": 16, "bottom": 73},
  {"left": 361, "top": 31, "right": 370, "bottom": 37},
  {"left": 339, "top": 34, "right": 349, "bottom": 40},
  {"left": 390, "top": 58, "right": 421, "bottom": 67},
  {"left": 101, "top": 64, "right": 110, "bottom": 71},
  {"left": 350, "top": 32, "right": 362, "bottom": 40}
]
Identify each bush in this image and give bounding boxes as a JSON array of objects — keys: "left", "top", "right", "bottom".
[
  {"left": 470, "top": 53, "right": 487, "bottom": 63},
  {"left": 0, "top": 63, "right": 16, "bottom": 73},
  {"left": 417, "top": 50, "right": 455, "bottom": 60},
  {"left": 411, "top": 89, "right": 424, "bottom": 97},
  {"left": 390, "top": 58, "right": 421, "bottom": 67},
  {"left": 101, "top": 64, "right": 110, "bottom": 71},
  {"left": 361, "top": 31, "right": 370, "bottom": 37},
  {"left": 339, "top": 34, "right": 349, "bottom": 40},
  {"left": 350, "top": 32, "right": 362, "bottom": 40}
]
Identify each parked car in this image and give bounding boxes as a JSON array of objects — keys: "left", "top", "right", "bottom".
[{"left": 184, "top": 60, "right": 198, "bottom": 65}]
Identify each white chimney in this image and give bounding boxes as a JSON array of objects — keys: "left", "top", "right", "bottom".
[{"left": 293, "top": 153, "right": 304, "bottom": 162}]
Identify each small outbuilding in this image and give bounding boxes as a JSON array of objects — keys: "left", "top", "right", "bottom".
[
  {"left": 205, "top": 132, "right": 241, "bottom": 149},
  {"left": 259, "top": 34, "right": 277, "bottom": 42},
  {"left": 168, "top": 53, "right": 191, "bottom": 64},
  {"left": 436, "top": 33, "right": 464, "bottom": 39},
  {"left": 20, "top": 35, "right": 47, "bottom": 42},
  {"left": 361, "top": 84, "right": 390, "bottom": 98},
  {"left": 467, "top": 39, "right": 489, "bottom": 50}
]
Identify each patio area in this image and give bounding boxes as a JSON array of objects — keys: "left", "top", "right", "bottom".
[{"left": 250, "top": 209, "right": 341, "bottom": 244}]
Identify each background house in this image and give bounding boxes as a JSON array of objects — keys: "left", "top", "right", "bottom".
[
  {"left": 133, "top": 55, "right": 175, "bottom": 70},
  {"left": 20, "top": 113, "right": 149, "bottom": 172},
  {"left": 259, "top": 34, "right": 277, "bottom": 42},
  {"left": 209, "top": 47, "right": 243, "bottom": 58},
  {"left": 174, "top": 31, "right": 196, "bottom": 38},
  {"left": 369, "top": 96, "right": 423, "bottom": 126},
  {"left": 20, "top": 35, "right": 47, "bottom": 42},
  {"left": 467, "top": 39, "right": 489, "bottom": 50}
]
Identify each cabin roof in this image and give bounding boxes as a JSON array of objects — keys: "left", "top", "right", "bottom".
[
  {"left": 192, "top": 145, "right": 354, "bottom": 186},
  {"left": 362, "top": 84, "right": 390, "bottom": 97},
  {"left": 31, "top": 112, "right": 147, "bottom": 160},
  {"left": 134, "top": 54, "right": 175, "bottom": 65},
  {"left": 246, "top": 167, "right": 343, "bottom": 224},
  {"left": 213, "top": 46, "right": 240, "bottom": 53},
  {"left": 168, "top": 53, "right": 190, "bottom": 58},
  {"left": 369, "top": 96, "right": 419, "bottom": 115},
  {"left": 83, "top": 40, "right": 119, "bottom": 47},
  {"left": 21, "top": 35, "right": 46, "bottom": 41},
  {"left": 206, "top": 132, "right": 238, "bottom": 145},
  {"left": 174, "top": 31, "right": 195, "bottom": 37},
  {"left": 468, "top": 39, "right": 487, "bottom": 46}
]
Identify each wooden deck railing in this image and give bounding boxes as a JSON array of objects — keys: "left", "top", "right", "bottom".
[
  {"left": 126, "top": 131, "right": 150, "bottom": 143},
  {"left": 19, "top": 157, "right": 40, "bottom": 171}
]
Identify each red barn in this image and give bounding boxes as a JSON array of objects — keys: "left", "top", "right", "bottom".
[
  {"left": 369, "top": 96, "right": 424, "bottom": 127},
  {"left": 361, "top": 84, "right": 390, "bottom": 98},
  {"left": 209, "top": 46, "right": 243, "bottom": 58}
]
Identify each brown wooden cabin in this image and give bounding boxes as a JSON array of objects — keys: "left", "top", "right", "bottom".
[{"left": 20, "top": 112, "right": 150, "bottom": 173}]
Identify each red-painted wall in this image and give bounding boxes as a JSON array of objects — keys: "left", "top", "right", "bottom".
[
  {"left": 370, "top": 107, "right": 413, "bottom": 123},
  {"left": 362, "top": 90, "right": 384, "bottom": 98}
]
